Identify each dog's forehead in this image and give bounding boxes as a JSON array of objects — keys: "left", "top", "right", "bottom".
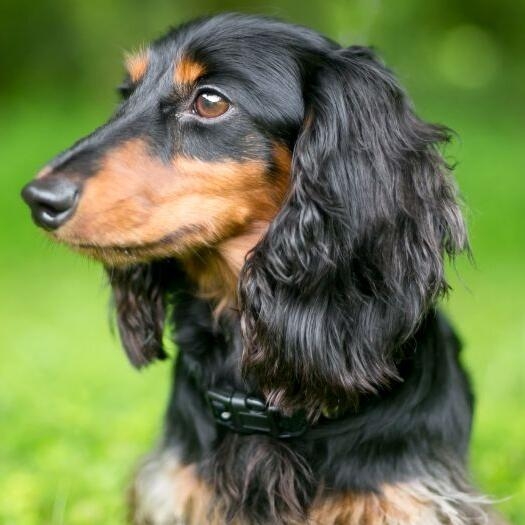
[
  {"left": 143, "top": 15, "right": 332, "bottom": 88},
  {"left": 152, "top": 28, "right": 296, "bottom": 81}
]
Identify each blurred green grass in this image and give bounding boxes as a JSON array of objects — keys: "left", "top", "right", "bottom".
[{"left": 1, "top": 12, "right": 524, "bottom": 524}]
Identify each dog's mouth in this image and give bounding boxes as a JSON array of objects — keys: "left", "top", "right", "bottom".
[{"left": 51, "top": 225, "right": 208, "bottom": 266}]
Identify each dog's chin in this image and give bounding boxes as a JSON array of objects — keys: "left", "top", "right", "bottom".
[
  {"left": 47, "top": 223, "right": 210, "bottom": 266},
  {"left": 74, "top": 245, "right": 159, "bottom": 267},
  {"left": 49, "top": 236, "right": 183, "bottom": 267}
]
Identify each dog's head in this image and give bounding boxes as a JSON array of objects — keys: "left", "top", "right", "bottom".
[{"left": 22, "top": 14, "right": 467, "bottom": 415}]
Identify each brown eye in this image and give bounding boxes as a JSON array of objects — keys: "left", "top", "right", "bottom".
[{"left": 194, "top": 91, "right": 229, "bottom": 118}]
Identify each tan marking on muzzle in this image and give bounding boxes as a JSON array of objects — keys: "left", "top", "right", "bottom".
[{"left": 52, "top": 139, "right": 287, "bottom": 271}]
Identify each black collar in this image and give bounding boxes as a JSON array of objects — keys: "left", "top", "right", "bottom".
[
  {"left": 206, "top": 388, "right": 308, "bottom": 439},
  {"left": 191, "top": 360, "right": 350, "bottom": 440}
]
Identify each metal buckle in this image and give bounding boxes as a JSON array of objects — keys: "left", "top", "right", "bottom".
[{"left": 206, "top": 389, "right": 307, "bottom": 439}]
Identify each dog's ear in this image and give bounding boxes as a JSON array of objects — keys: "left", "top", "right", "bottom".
[
  {"left": 239, "top": 46, "right": 467, "bottom": 417},
  {"left": 106, "top": 263, "right": 169, "bottom": 368}
]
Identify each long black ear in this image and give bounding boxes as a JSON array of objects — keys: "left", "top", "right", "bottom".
[
  {"left": 106, "top": 262, "right": 170, "bottom": 368},
  {"left": 239, "top": 46, "right": 467, "bottom": 417}
]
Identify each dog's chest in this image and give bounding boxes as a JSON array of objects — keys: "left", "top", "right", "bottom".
[{"left": 129, "top": 449, "right": 491, "bottom": 525}]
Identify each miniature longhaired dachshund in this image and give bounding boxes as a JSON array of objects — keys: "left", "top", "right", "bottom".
[{"left": 22, "top": 13, "right": 504, "bottom": 525}]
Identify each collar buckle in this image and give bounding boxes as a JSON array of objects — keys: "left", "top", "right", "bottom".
[{"left": 206, "top": 388, "right": 307, "bottom": 439}]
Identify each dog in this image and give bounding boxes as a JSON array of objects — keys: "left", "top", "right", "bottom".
[{"left": 22, "top": 13, "right": 503, "bottom": 525}]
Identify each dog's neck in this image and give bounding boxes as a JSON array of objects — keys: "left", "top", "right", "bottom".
[{"left": 181, "top": 220, "right": 269, "bottom": 317}]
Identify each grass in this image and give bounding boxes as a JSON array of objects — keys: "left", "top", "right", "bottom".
[{"left": 0, "top": 93, "right": 523, "bottom": 524}]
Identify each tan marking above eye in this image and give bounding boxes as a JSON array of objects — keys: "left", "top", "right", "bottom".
[
  {"left": 174, "top": 57, "right": 206, "bottom": 85},
  {"left": 124, "top": 49, "right": 150, "bottom": 83},
  {"left": 194, "top": 92, "right": 230, "bottom": 118}
]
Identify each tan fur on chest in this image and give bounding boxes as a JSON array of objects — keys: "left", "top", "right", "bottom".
[
  {"left": 130, "top": 450, "right": 224, "bottom": 525},
  {"left": 310, "top": 482, "right": 495, "bottom": 525},
  {"left": 309, "top": 486, "right": 437, "bottom": 525},
  {"left": 129, "top": 450, "right": 495, "bottom": 525}
]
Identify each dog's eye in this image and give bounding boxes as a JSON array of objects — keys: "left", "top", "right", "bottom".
[{"left": 193, "top": 92, "right": 229, "bottom": 118}]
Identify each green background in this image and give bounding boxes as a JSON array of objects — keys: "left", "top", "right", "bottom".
[{"left": 1, "top": 1, "right": 524, "bottom": 523}]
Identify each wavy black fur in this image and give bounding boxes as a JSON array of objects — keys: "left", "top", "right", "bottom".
[{"left": 239, "top": 45, "right": 467, "bottom": 417}]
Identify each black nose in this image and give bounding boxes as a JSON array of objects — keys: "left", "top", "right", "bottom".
[{"left": 21, "top": 177, "right": 79, "bottom": 230}]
